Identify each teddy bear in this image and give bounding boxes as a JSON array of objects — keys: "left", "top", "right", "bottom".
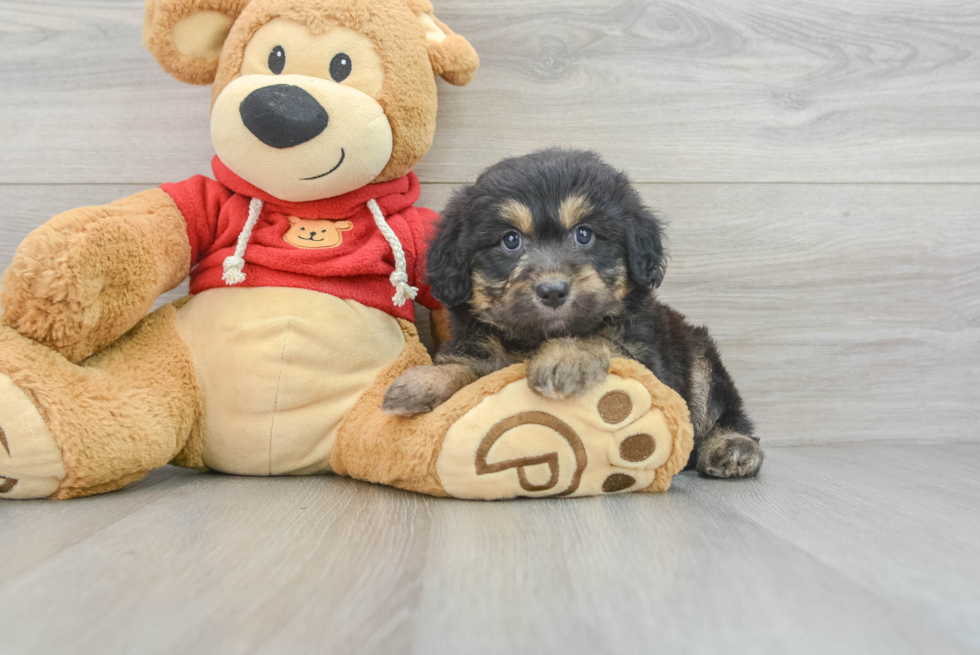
[{"left": 0, "top": 0, "right": 693, "bottom": 501}]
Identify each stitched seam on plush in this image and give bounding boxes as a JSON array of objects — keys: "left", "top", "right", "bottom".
[{"left": 268, "top": 318, "right": 292, "bottom": 475}]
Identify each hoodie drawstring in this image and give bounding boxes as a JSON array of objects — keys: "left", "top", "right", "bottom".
[
  {"left": 221, "top": 196, "right": 418, "bottom": 308},
  {"left": 222, "top": 197, "right": 264, "bottom": 286},
  {"left": 367, "top": 198, "right": 419, "bottom": 307}
]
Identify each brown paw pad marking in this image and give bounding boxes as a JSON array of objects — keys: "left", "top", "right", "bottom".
[
  {"left": 1, "top": 427, "right": 19, "bottom": 493},
  {"left": 0, "top": 475, "right": 18, "bottom": 494},
  {"left": 597, "top": 390, "right": 632, "bottom": 424},
  {"left": 602, "top": 473, "right": 636, "bottom": 493},
  {"left": 620, "top": 433, "right": 656, "bottom": 462},
  {"left": 476, "top": 411, "right": 587, "bottom": 497}
]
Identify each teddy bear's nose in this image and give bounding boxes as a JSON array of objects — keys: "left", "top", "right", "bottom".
[{"left": 240, "top": 84, "right": 329, "bottom": 149}]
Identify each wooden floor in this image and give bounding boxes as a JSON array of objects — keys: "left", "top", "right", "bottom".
[{"left": 1, "top": 443, "right": 978, "bottom": 655}]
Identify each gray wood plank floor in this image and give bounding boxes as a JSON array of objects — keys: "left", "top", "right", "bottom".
[{"left": 1, "top": 443, "right": 978, "bottom": 655}]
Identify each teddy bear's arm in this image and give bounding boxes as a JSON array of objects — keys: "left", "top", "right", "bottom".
[{"left": 0, "top": 189, "right": 192, "bottom": 363}]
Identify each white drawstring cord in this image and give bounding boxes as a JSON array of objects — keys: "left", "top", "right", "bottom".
[
  {"left": 222, "top": 197, "right": 264, "bottom": 285},
  {"left": 367, "top": 198, "right": 418, "bottom": 307}
]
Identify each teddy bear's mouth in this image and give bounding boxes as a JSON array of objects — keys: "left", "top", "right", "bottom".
[
  {"left": 301, "top": 148, "right": 346, "bottom": 181},
  {"left": 297, "top": 234, "right": 324, "bottom": 242}
]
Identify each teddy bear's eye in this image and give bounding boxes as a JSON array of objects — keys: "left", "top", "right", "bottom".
[
  {"left": 300, "top": 227, "right": 306, "bottom": 231},
  {"left": 330, "top": 53, "right": 352, "bottom": 82},
  {"left": 269, "top": 46, "right": 286, "bottom": 75}
]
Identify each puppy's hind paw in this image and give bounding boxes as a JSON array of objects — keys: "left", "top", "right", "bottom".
[
  {"left": 697, "top": 433, "right": 764, "bottom": 479},
  {"left": 382, "top": 365, "right": 471, "bottom": 417}
]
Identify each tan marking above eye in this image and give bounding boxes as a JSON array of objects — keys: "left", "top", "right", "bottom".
[
  {"left": 241, "top": 18, "right": 384, "bottom": 99},
  {"left": 500, "top": 199, "right": 534, "bottom": 234},
  {"left": 559, "top": 194, "right": 593, "bottom": 229}
]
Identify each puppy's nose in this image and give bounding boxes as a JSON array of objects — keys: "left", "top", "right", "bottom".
[
  {"left": 240, "top": 84, "right": 329, "bottom": 149},
  {"left": 535, "top": 281, "right": 570, "bottom": 308}
]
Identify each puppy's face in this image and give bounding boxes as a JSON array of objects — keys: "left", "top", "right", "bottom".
[
  {"left": 429, "top": 150, "right": 667, "bottom": 342},
  {"left": 466, "top": 194, "right": 628, "bottom": 340}
]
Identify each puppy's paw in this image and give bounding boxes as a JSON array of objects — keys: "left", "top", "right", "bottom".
[
  {"left": 527, "top": 339, "right": 611, "bottom": 399},
  {"left": 382, "top": 365, "right": 470, "bottom": 416},
  {"left": 697, "top": 433, "right": 764, "bottom": 479}
]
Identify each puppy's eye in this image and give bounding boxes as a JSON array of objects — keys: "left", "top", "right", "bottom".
[
  {"left": 575, "top": 225, "right": 595, "bottom": 247},
  {"left": 501, "top": 231, "right": 523, "bottom": 252},
  {"left": 330, "top": 53, "right": 352, "bottom": 82},
  {"left": 269, "top": 46, "right": 286, "bottom": 75}
]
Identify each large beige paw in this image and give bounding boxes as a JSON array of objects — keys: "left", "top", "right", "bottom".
[
  {"left": 436, "top": 372, "right": 687, "bottom": 499},
  {"left": 0, "top": 373, "right": 65, "bottom": 500}
]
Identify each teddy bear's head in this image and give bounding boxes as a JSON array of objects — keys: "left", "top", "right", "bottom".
[{"left": 144, "top": 0, "right": 478, "bottom": 202}]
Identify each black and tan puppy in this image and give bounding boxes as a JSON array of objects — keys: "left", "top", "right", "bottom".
[{"left": 383, "top": 149, "right": 763, "bottom": 478}]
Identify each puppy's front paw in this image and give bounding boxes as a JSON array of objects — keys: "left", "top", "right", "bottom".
[
  {"left": 697, "top": 433, "right": 764, "bottom": 479},
  {"left": 382, "top": 365, "right": 468, "bottom": 416},
  {"left": 527, "top": 339, "right": 611, "bottom": 399}
]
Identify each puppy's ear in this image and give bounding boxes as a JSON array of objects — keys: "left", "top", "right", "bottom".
[
  {"left": 143, "top": 0, "right": 250, "bottom": 85},
  {"left": 427, "top": 189, "right": 475, "bottom": 307},
  {"left": 626, "top": 206, "right": 668, "bottom": 289}
]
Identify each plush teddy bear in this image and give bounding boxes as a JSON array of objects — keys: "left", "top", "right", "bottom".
[{"left": 0, "top": 0, "right": 693, "bottom": 501}]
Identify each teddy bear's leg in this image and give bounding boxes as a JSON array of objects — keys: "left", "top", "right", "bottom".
[
  {"left": 331, "top": 321, "right": 694, "bottom": 499},
  {"left": 0, "top": 302, "right": 203, "bottom": 500}
]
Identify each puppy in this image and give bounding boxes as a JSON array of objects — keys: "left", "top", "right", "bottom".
[{"left": 383, "top": 149, "right": 763, "bottom": 478}]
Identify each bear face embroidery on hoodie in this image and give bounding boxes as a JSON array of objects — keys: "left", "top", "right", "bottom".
[{"left": 284, "top": 216, "right": 353, "bottom": 249}]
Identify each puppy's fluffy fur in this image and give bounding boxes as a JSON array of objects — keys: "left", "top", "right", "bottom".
[{"left": 384, "top": 149, "right": 763, "bottom": 478}]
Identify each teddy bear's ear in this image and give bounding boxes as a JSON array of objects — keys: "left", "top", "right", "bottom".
[
  {"left": 143, "top": 0, "right": 251, "bottom": 85},
  {"left": 407, "top": 2, "right": 479, "bottom": 87}
]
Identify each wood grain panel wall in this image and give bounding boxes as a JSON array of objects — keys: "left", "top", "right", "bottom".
[
  {"left": 0, "top": 0, "right": 978, "bottom": 445},
  {"left": 2, "top": 0, "right": 979, "bottom": 184}
]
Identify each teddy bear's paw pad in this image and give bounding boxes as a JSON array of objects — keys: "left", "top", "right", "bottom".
[
  {"left": 0, "top": 373, "right": 65, "bottom": 500},
  {"left": 436, "top": 375, "right": 676, "bottom": 499}
]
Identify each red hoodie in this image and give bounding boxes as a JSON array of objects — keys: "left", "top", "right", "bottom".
[{"left": 161, "top": 157, "right": 440, "bottom": 322}]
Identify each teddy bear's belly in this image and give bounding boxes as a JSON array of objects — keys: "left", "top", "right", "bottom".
[{"left": 174, "top": 287, "right": 406, "bottom": 475}]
